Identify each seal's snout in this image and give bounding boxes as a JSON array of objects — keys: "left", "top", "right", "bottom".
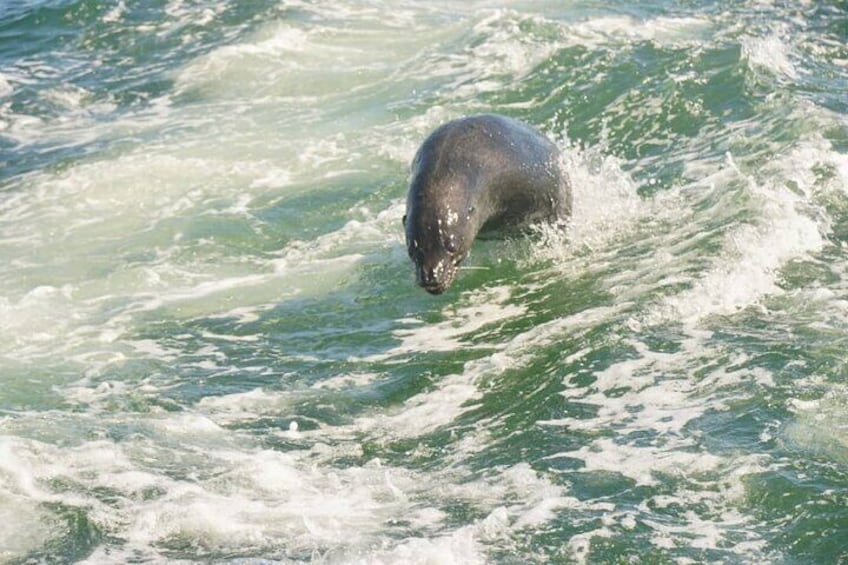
[
  {"left": 416, "top": 261, "right": 454, "bottom": 295},
  {"left": 423, "top": 283, "right": 445, "bottom": 295}
]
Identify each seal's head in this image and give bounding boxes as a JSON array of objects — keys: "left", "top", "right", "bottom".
[
  {"left": 402, "top": 121, "right": 488, "bottom": 294},
  {"left": 403, "top": 186, "right": 476, "bottom": 295}
]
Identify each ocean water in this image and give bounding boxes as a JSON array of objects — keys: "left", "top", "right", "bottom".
[{"left": 1, "top": 0, "right": 847, "bottom": 563}]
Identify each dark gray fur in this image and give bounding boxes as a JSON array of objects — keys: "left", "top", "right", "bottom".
[{"left": 403, "top": 114, "right": 571, "bottom": 294}]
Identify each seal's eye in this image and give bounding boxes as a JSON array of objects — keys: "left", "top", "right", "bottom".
[{"left": 444, "top": 239, "right": 457, "bottom": 254}]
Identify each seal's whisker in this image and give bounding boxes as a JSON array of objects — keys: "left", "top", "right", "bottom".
[{"left": 458, "top": 266, "right": 490, "bottom": 271}]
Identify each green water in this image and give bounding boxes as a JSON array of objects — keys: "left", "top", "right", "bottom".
[{"left": 1, "top": 1, "right": 847, "bottom": 563}]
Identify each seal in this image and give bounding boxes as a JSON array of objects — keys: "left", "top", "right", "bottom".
[{"left": 403, "top": 114, "right": 571, "bottom": 294}]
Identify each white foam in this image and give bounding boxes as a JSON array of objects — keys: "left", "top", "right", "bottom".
[
  {"left": 554, "top": 144, "right": 646, "bottom": 253},
  {"left": 42, "top": 84, "right": 96, "bottom": 111},
  {"left": 567, "top": 14, "right": 713, "bottom": 48},
  {"left": 165, "top": 0, "right": 220, "bottom": 26},
  {"left": 0, "top": 152, "right": 267, "bottom": 248},
  {"left": 785, "top": 387, "right": 848, "bottom": 466},
  {"left": 406, "top": 10, "right": 713, "bottom": 108},
  {"left": 0, "top": 439, "right": 56, "bottom": 560},
  {"left": 197, "top": 388, "right": 291, "bottom": 424},
  {"left": 175, "top": 24, "right": 310, "bottom": 97},
  {"left": 0, "top": 73, "right": 12, "bottom": 97},
  {"left": 0, "top": 138, "right": 404, "bottom": 360},
  {"left": 375, "top": 286, "right": 525, "bottom": 358},
  {"left": 63, "top": 379, "right": 131, "bottom": 409},
  {"left": 520, "top": 140, "right": 675, "bottom": 306},
  {"left": 452, "top": 10, "right": 561, "bottom": 96},
  {"left": 312, "top": 372, "right": 382, "bottom": 391},
  {"left": 0, "top": 110, "right": 45, "bottom": 144},
  {"left": 647, "top": 143, "right": 829, "bottom": 327},
  {"left": 741, "top": 33, "right": 799, "bottom": 81},
  {"left": 101, "top": 0, "right": 126, "bottom": 23},
  {"left": 539, "top": 329, "right": 775, "bottom": 555},
  {"left": 350, "top": 526, "right": 486, "bottom": 565},
  {"left": 173, "top": 10, "right": 444, "bottom": 106},
  {"left": 0, "top": 409, "right": 577, "bottom": 565},
  {"left": 0, "top": 285, "right": 78, "bottom": 359},
  {"left": 0, "top": 426, "right": 394, "bottom": 562},
  {"left": 356, "top": 303, "right": 624, "bottom": 439}
]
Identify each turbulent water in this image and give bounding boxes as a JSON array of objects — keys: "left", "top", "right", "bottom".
[{"left": 1, "top": 1, "right": 847, "bottom": 563}]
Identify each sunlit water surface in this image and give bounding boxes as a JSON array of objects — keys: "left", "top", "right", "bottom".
[{"left": 1, "top": 1, "right": 847, "bottom": 563}]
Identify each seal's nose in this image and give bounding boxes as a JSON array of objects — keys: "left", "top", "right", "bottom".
[
  {"left": 415, "top": 262, "right": 452, "bottom": 294},
  {"left": 417, "top": 264, "right": 445, "bottom": 294}
]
